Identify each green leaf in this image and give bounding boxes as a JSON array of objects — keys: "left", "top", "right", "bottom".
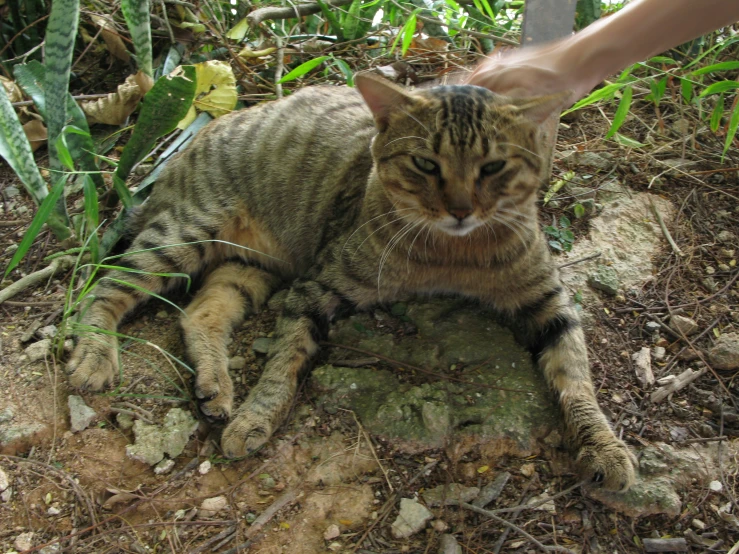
[
  {"left": 699, "top": 80, "right": 739, "bottom": 97},
  {"left": 55, "top": 133, "right": 75, "bottom": 171},
  {"left": 722, "top": 100, "right": 739, "bottom": 162},
  {"left": 115, "top": 65, "right": 198, "bottom": 188},
  {"left": 562, "top": 82, "right": 623, "bottom": 115},
  {"left": 342, "top": 0, "right": 363, "bottom": 41},
  {"left": 690, "top": 61, "right": 739, "bottom": 76},
  {"left": 478, "top": 0, "right": 496, "bottom": 20},
  {"left": 548, "top": 240, "right": 563, "bottom": 252},
  {"left": 575, "top": 0, "right": 600, "bottom": 29},
  {"left": 82, "top": 175, "right": 100, "bottom": 263},
  {"left": 121, "top": 0, "right": 153, "bottom": 76},
  {"left": 680, "top": 78, "right": 693, "bottom": 104},
  {"left": 332, "top": 58, "right": 354, "bottom": 87},
  {"left": 277, "top": 56, "right": 331, "bottom": 84},
  {"left": 401, "top": 14, "right": 417, "bottom": 56},
  {"left": 315, "top": 0, "right": 345, "bottom": 41},
  {"left": 710, "top": 95, "right": 724, "bottom": 133},
  {"left": 560, "top": 229, "right": 575, "bottom": 242},
  {"left": 559, "top": 216, "right": 571, "bottom": 229},
  {"left": 543, "top": 226, "right": 559, "bottom": 237},
  {"left": 605, "top": 85, "right": 632, "bottom": 139},
  {"left": 612, "top": 133, "right": 646, "bottom": 148},
  {"left": 648, "top": 55, "right": 676, "bottom": 65},
  {"left": 4, "top": 177, "right": 67, "bottom": 279},
  {"left": 573, "top": 203, "right": 586, "bottom": 219}
]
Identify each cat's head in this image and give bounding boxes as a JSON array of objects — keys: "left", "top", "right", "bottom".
[{"left": 356, "top": 73, "right": 568, "bottom": 238}]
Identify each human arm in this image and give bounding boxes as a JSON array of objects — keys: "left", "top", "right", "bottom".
[{"left": 466, "top": 0, "right": 739, "bottom": 103}]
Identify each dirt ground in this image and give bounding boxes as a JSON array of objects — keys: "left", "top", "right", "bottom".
[{"left": 1, "top": 87, "right": 738, "bottom": 554}]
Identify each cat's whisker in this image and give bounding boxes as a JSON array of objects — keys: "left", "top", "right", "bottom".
[
  {"left": 384, "top": 136, "right": 433, "bottom": 148},
  {"left": 497, "top": 142, "right": 544, "bottom": 160},
  {"left": 342, "top": 207, "right": 415, "bottom": 254},
  {"left": 406, "top": 222, "right": 428, "bottom": 273},
  {"left": 350, "top": 213, "right": 415, "bottom": 261},
  {"left": 377, "top": 219, "right": 420, "bottom": 297},
  {"left": 399, "top": 107, "right": 433, "bottom": 138},
  {"left": 491, "top": 215, "right": 530, "bottom": 252}
]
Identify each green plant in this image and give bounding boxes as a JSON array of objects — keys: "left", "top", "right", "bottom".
[{"left": 544, "top": 216, "right": 575, "bottom": 253}]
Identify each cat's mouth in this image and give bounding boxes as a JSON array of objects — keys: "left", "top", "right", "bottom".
[{"left": 437, "top": 216, "right": 481, "bottom": 237}]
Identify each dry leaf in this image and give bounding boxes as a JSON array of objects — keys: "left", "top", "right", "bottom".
[
  {"left": 177, "top": 61, "right": 237, "bottom": 129},
  {"left": 90, "top": 14, "right": 131, "bottom": 63},
  {"left": 23, "top": 120, "right": 47, "bottom": 152},
  {"left": 1, "top": 76, "right": 23, "bottom": 103},
  {"left": 408, "top": 36, "right": 449, "bottom": 58},
  {"left": 81, "top": 71, "right": 154, "bottom": 126}
]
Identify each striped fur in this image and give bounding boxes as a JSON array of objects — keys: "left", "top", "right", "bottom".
[{"left": 68, "top": 74, "right": 635, "bottom": 491}]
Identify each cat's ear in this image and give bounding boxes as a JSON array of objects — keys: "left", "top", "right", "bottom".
[
  {"left": 355, "top": 72, "right": 414, "bottom": 130},
  {"left": 505, "top": 90, "right": 573, "bottom": 124}
]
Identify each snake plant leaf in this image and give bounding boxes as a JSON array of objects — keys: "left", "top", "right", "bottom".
[{"left": 121, "top": 0, "right": 154, "bottom": 77}]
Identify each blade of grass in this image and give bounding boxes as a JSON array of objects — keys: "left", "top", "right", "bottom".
[
  {"left": 722, "top": 98, "right": 739, "bottom": 162},
  {"left": 277, "top": 56, "right": 331, "bottom": 84},
  {"left": 605, "top": 85, "right": 632, "bottom": 139}
]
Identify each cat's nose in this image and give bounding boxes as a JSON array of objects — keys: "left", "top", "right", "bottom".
[{"left": 449, "top": 207, "right": 473, "bottom": 221}]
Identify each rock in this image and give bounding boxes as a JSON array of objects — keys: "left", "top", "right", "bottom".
[
  {"left": 670, "top": 315, "right": 699, "bottom": 336},
  {"left": 422, "top": 483, "right": 479, "bottom": 507},
  {"left": 39, "top": 545, "right": 61, "bottom": 554},
  {"left": 717, "top": 230, "right": 736, "bottom": 244},
  {"left": 589, "top": 476, "right": 682, "bottom": 517},
  {"left": 520, "top": 462, "right": 536, "bottom": 477},
  {"left": 528, "top": 492, "right": 557, "bottom": 514},
  {"left": 588, "top": 264, "right": 620, "bottom": 296},
  {"left": 632, "top": 347, "right": 655, "bottom": 387},
  {"left": 709, "top": 480, "right": 722, "bottom": 492},
  {"left": 473, "top": 472, "right": 511, "bottom": 508},
  {"left": 390, "top": 498, "right": 433, "bottom": 538},
  {"left": 116, "top": 412, "right": 134, "bottom": 430},
  {"left": 0, "top": 423, "right": 46, "bottom": 448},
  {"left": 645, "top": 321, "right": 661, "bottom": 332},
  {"left": 652, "top": 347, "right": 666, "bottom": 361},
  {"left": 25, "top": 339, "right": 52, "bottom": 362},
  {"left": 438, "top": 534, "right": 463, "bottom": 554},
  {"left": 709, "top": 332, "right": 739, "bottom": 370},
  {"left": 431, "top": 520, "right": 448, "bottom": 532},
  {"left": 21, "top": 321, "right": 41, "bottom": 342},
  {"left": 324, "top": 524, "right": 341, "bottom": 540},
  {"left": 15, "top": 532, "right": 35, "bottom": 551},
  {"left": 561, "top": 150, "right": 612, "bottom": 170},
  {"left": 37, "top": 325, "right": 58, "bottom": 340},
  {"left": 155, "top": 310, "right": 168, "bottom": 319},
  {"left": 198, "top": 460, "right": 211, "bottom": 475},
  {"left": 154, "top": 459, "right": 175, "bottom": 475},
  {"left": 48, "top": 506, "right": 61, "bottom": 515},
  {"left": 228, "top": 356, "right": 246, "bottom": 370},
  {"left": 199, "top": 495, "right": 228, "bottom": 517},
  {"left": 5, "top": 186, "right": 20, "bottom": 198},
  {"left": 126, "top": 408, "right": 199, "bottom": 465},
  {"left": 0, "top": 468, "right": 8, "bottom": 492},
  {"left": 0, "top": 407, "right": 14, "bottom": 424},
  {"left": 251, "top": 337, "right": 273, "bottom": 354},
  {"left": 1, "top": 488, "right": 12, "bottom": 502},
  {"left": 314, "top": 298, "right": 558, "bottom": 456},
  {"left": 68, "top": 395, "right": 97, "bottom": 432}
]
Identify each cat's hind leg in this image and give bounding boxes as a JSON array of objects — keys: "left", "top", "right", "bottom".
[
  {"left": 180, "top": 261, "right": 280, "bottom": 420},
  {"left": 221, "top": 276, "right": 353, "bottom": 458}
]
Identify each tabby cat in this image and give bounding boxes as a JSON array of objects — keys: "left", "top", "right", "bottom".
[{"left": 68, "top": 73, "right": 636, "bottom": 491}]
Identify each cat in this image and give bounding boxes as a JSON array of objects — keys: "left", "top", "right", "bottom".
[{"left": 67, "top": 72, "right": 636, "bottom": 491}]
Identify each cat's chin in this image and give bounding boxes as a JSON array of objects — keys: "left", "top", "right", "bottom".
[{"left": 437, "top": 221, "right": 480, "bottom": 237}]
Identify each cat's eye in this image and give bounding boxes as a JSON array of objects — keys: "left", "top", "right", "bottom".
[
  {"left": 480, "top": 160, "right": 506, "bottom": 176},
  {"left": 412, "top": 156, "right": 439, "bottom": 174}
]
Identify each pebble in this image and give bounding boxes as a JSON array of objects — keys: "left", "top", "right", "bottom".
[
  {"left": 48, "top": 506, "right": 61, "bottom": 516},
  {"left": 116, "top": 412, "right": 134, "bottom": 430},
  {"left": 154, "top": 459, "right": 175, "bottom": 475},
  {"left": 431, "top": 519, "right": 449, "bottom": 532},
  {"left": 390, "top": 498, "right": 433, "bottom": 538},
  {"left": 709, "top": 480, "right": 723, "bottom": 492},
  {"left": 37, "top": 325, "right": 58, "bottom": 340},
  {"left": 709, "top": 332, "right": 739, "bottom": 370},
  {"left": 645, "top": 321, "right": 661, "bottom": 332},
  {"left": 198, "top": 460, "right": 212, "bottom": 475},
  {"left": 24, "top": 339, "right": 52, "bottom": 362},
  {"left": 5, "top": 186, "right": 19, "bottom": 198},
  {"left": 438, "top": 534, "right": 462, "bottom": 554},
  {"left": 199, "top": 495, "right": 228, "bottom": 517},
  {"left": 691, "top": 519, "right": 706, "bottom": 530},
  {"left": 670, "top": 315, "right": 699, "bottom": 336},
  {"left": 652, "top": 346, "right": 666, "bottom": 361},
  {"left": 520, "top": 462, "right": 536, "bottom": 477},
  {"left": 717, "top": 230, "right": 736, "bottom": 244},
  {"left": 1, "top": 488, "right": 12, "bottom": 502},
  {"left": 68, "top": 395, "right": 97, "bottom": 432},
  {"left": 324, "top": 524, "right": 341, "bottom": 540},
  {"left": 251, "top": 337, "right": 273, "bottom": 354},
  {"left": 155, "top": 310, "right": 168, "bottom": 319},
  {"left": 0, "top": 468, "right": 8, "bottom": 492},
  {"left": 228, "top": 356, "right": 246, "bottom": 370},
  {"left": 15, "top": 532, "right": 35, "bottom": 551}
]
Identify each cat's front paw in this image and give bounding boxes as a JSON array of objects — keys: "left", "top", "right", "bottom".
[
  {"left": 195, "top": 368, "right": 234, "bottom": 421},
  {"left": 67, "top": 337, "right": 119, "bottom": 390},
  {"left": 576, "top": 437, "right": 637, "bottom": 492},
  {"left": 220, "top": 412, "right": 273, "bottom": 458}
]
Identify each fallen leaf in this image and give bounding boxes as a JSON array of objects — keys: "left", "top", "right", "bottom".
[
  {"left": 23, "top": 120, "right": 47, "bottom": 152},
  {"left": 1, "top": 76, "right": 23, "bottom": 103},
  {"left": 91, "top": 14, "right": 131, "bottom": 63},
  {"left": 178, "top": 60, "right": 237, "bottom": 129},
  {"left": 81, "top": 71, "right": 154, "bottom": 126}
]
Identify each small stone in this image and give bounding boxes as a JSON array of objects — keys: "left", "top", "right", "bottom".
[
  {"left": 588, "top": 264, "right": 620, "bottom": 296},
  {"left": 228, "top": 356, "right": 246, "bottom": 370},
  {"left": 324, "top": 524, "right": 341, "bottom": 540},
  {"left": 645, "top": 321, "right": 661, "bottom": 332},
  {"left": 5, "top": 186, "right": 20, "bottom": 198},
  {"left": 709, "top": 480, "right": 723, "bottom": 492},
  {"left": 154, "top": 459, "right": 175, "bottom": 475},
  {"left": 0, "top": 468, "right": 8, "bottom": 492},
  {"left": 48, "top": 506, "right": 61, "bottom": 516},
  {"left": 717, "top": 230, "right": 736, "bottom": 244},
  {"left": 718, "top": 263, "right": 731, "bottom": 272},
  {"left": 68, "top": 395, "right": 97, "bottom": 432},
  {"left": 37, "top": 325, "right": 58, "bottom": 339},
  {"left": 199, "top": 495, "right": 228, "bottom": 517},
  {"left": 1, "top": 488, "right": 12, "bottom": 502},
  {"left": 15, "top": 531, "right": 35, "bottom": 551},
  {"left": 652, "top": 346, "right": 666, "bottom": 361},
  {"left": 705, "top": 266, "right": 715, "bottom": 275},
  {"left": 198, "top": 460, "right": 212, "bottom": 475},
  {"left": 251, "top": 337, "right": 273, "bottom": 354},
  {"left": 390, "top": 498, "right": 433, "bottom": 538},
  {"left": 116, "top": 412, "right": 134, "bottom": 430},
  {"left": 24, "top": 339, "right": 52, "bottom": 362},
  {"left": 0, "top": 407, "right": 14, "bottom": 424},
  {"left": 691, "top": 519, "right": 706, "bottom": 530},
  {"left": 63, "top": 339, "right": 74, "bottom": 353},
  {"left": 528, "top": 493, "right": 556, "bottom": 514},
  {"left": 670, "top": 315, "right": 699, "bottom": 336},
  {"left": 632, "top": 347, "right": 655, "bottom": 387},
  {"left": 438, "top": 534, "right": 462, "bottom": 554},
  {"left": 39, "top": 544, "right": 61, "bottom": 554},
  {"left": 520, "top": 463, "right": 536, "bottom": 477},
  {"left": 155, "top": 310, "right": 168, "bottom": 319},
  {"left": 327, "top": 542, "right": 342, "bottom": 552},
  {"left": 126, "top": 408, "right": 199, "bottom": 466},
  {"left": 422, "top": 483, "right": 479, "bottom": 507},
  {"left": 709, "top": 332, "right": 739, "bottom": 370},
  {"left": 431, "top": 520, "right": 449, "bottom": 532}
]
